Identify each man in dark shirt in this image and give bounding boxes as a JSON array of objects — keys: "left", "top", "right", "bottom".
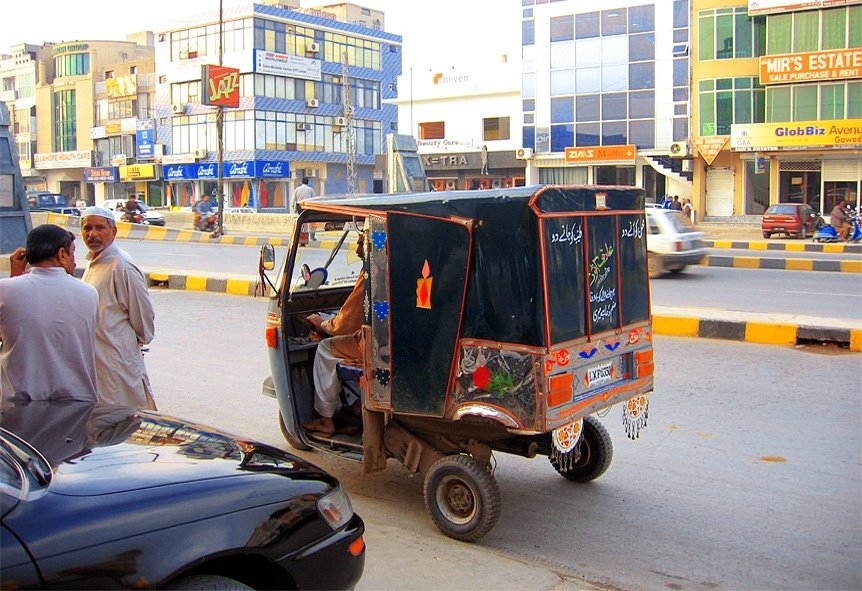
[{"left": 830, "top": 198, "right": 853, "bottom": 240}]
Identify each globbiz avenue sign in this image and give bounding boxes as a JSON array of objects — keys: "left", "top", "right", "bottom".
[
  {"left": 162, "top": 160, "right": 289, "bottom": 180},
  {"left": 730, "top": 119, "right": 862, "bottom": 151}
]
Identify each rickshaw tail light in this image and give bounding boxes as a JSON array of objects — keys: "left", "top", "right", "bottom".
[
  {"left": 635, "top": 350, "right": 654, "bottom": 378},
  {"left": 265, "top": 326, "right": 278, "bottom": 349},
  {"left": 636, "top": 362, "right": 654, "bottom": 378},
  {"left": 548, "top": 373, "right": 574, "bottom": 407}
]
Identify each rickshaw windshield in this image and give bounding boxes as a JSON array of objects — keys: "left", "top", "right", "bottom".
[{"left": 288, "top": 219, "right": 365, "bottom": 296}]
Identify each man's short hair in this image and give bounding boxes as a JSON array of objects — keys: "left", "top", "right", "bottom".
[
  {"left": 26, "top": 224, "right": 74, "bottom": 265},
  {"left": 302, "top": 177, "right": 310, "bottom": 184}
]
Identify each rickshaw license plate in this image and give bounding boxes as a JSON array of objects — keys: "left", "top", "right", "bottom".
[{"left": 586, "top": 360, "right": 614, "bottom": 387}]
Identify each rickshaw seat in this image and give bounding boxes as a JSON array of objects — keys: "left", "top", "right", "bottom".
[
  {"left": 336, "top": 362, "right": 363, "bottom": 409},
  {"left": 336, "top": 362, "right": 363, "bottom": 382}
]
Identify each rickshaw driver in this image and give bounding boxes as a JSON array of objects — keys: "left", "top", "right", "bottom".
[{"left": 301, "top": 232, "right": 366, "bottom": 436}]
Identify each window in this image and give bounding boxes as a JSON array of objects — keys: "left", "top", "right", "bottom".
[
  {"left": 550, "top": 15, "right": 574, "bottom": 42},
  {"left": 419, "top": 121, "right": 444, "bottom": 140},
  {"left": 576, "top": 11, "right": 599, "bottom": 39},
  {"left": 54, "top": 52, "right": 90, "bottom": 77},
  {"left": 522, "top": 19, "right": 535, "bottom": 45},
  {"left": 602, "top": 8, "right": 627, "bottom": 36},
  {"left": 550, "top": 97, "right": 574, "bottom": 123},
  {"left": 766, "top": 6, "right": 859, "bottom": 54},
  {"left": 53, "top": 90, "right": 76, "bottom": 152},
  {"left": 699, "top": 77, "right": 765, "bottom": 135},
  {"left": 483, "top": 117, "right": 510, "bottom": 141},
  {"left": 766, "top": 80, "right": 861, "bottom": 122},
  {"left": 698, "top": 7, "right": 765, "bottom": 61},
  {"left": 629, "top": 4, "right": 654, "bottom": 33}
]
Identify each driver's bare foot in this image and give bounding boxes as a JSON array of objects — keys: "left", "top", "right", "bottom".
[{"left": 302, "top": 416, "right": 335, "bottom": 435}]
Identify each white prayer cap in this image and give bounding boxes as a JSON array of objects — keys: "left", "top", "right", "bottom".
[{"left": 81, "top": 206, "right": 116, "bottom": 221}]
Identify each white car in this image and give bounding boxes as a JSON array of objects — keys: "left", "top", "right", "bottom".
[
  {"left": 645, "top": 208, "right": 705, "bottom": 278},
  {"left": 100, "top": 199, "right": 166, "bottom": 226},
  {"left": 224, "top": 207, "right": 257, "bottom": 214}
]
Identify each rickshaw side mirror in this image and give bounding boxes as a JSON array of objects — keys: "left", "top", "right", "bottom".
[{"left": 261, "top": 244, "right": 275, "bottom": 271}]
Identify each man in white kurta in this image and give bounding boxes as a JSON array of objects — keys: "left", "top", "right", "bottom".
[
  {"left": 81, "top": 207, "right": 156, "bottom": 409},
  {"left": 0, "top": 224, "right": 99, "bottom": 401}
]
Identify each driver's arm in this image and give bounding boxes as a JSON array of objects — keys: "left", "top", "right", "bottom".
[{"left": 308, "top": 273, "right": 365, "bottom": 336}]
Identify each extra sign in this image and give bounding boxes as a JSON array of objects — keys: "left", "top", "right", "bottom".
[{"left": 202, "top": 65, "right": 240, "bottom": 108}]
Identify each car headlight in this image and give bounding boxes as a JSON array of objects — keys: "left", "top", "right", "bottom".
[{"left": 317, "top": 486, "right": 354, "bottom": 530}]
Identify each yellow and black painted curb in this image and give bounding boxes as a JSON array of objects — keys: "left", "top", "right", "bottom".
[
  {"left": 704, "top": 239, "right": 861, "bottom": 255},
  {"left": 141, "top": 270, "right": 862, "bottom": 352},
  {"left": 701, "top": 254, "right": 862, "bottom": 273},
  {"left": 652, "top": 314, "right": 861, "bottom": 352}
]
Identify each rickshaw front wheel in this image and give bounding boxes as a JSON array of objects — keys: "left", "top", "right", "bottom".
[
  {"left": 424, "top": 455, "right": 501, "bottom": 543},
  {"left": 550, "top": 416, "right": 613, "bottom": 483},
  {"left": 279, "top": 410, "right": 311, "bottom": 451}
]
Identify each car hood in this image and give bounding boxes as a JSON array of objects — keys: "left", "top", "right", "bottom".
[{"left": 0, "top": 399, "right": 334, "bottom": 496}]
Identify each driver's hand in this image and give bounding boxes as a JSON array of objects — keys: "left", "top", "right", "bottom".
[{"left": 307, "top": 313, "right": 324, "bottom": 333}]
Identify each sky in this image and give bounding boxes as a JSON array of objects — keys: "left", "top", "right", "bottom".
[{"left": 1, "top": 0, "right": 518, "bottom": 70}]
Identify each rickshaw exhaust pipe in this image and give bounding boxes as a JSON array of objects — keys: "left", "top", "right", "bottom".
[{"left": 492, "top": 439, "right": 539, "bottom": 459}]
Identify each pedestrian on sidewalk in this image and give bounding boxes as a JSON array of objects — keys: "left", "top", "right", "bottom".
[{"left": 81, "top": 207, "right": 157, "bottom": 410}]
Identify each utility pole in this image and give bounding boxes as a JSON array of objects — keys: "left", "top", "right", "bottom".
[
  {"left": 341, "top": 51, "right": 357, "bottom": 194},
  {"left": 214, "top": 0, "right": 225, "bottom": 237}
]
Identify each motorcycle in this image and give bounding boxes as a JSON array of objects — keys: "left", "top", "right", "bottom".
[
  {"left": 812, "top": 215, "right": 862, "bottom": 243},
  {"left": 123, "top": 210, "right": 147, "bottom": 225},
  {"left": 194, "top": 210, "right": 217, "bottom": 232}
]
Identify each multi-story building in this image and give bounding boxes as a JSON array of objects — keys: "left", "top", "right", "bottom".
[
  {"left": 390, "top": 59, "right": 528, "bottom": 191},
  {"left": 520, "top": 0, "right": 693, "bottom": 203},
  {"left": 692, "top": 0, "right": 861, "bottom": 220},
  {"left": 155, "top": 0, "right": 402, "bottom": 209},
  {"left": 24, "top": 35, "right": 155, "bottom": 205},
  {"left": 1, "top": 43, "right": 55, "bottom": 193}
]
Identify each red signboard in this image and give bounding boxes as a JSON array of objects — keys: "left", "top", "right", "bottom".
[{"left": 202, "top": 65, "right": 240, "bottom": 108}]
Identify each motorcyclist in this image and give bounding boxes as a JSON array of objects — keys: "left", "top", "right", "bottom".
[
  {"left": 830, "top": 198, "right": 853, "bottom": 241},
  {"left": 193, "top": 194, "right": 215, "bottom": 230},
  {"left": 123, "top": 194, "right": 144, "bottom": 223}
]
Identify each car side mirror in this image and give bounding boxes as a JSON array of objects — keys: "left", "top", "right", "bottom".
[{"left": 260, "top": 244, "right": 275, "bottom": 271}]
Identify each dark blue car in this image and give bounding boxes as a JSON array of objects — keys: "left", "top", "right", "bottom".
[{"left": 0, "top": 399, "right": 365, "bottom": 590}]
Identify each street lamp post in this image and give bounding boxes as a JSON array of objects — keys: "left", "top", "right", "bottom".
[{"left": 214, "top": 0, "right": 225, "bottom": 237}]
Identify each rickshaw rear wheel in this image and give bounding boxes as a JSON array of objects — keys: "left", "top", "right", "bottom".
[
  {"left": 279, "top": 410, "right": 311, "bottom": 451},
  {"left": 423, "top": 455, "right": 501, "bottom": 542},
  {"left": 550, "top": 416, "right": 613, "bottom": 483}
]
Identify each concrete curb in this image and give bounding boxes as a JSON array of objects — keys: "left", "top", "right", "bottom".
[
  {"left": 704, "top": 238, "right": 861, "bottom": 254},
  {"left": 140, "top": 270, "right": 862, "bottom": 352},
  {"left": 702, "top": 254, "right": 862, "bottom": 273}
]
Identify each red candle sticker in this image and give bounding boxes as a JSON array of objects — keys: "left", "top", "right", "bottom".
[{"left": 416, "top": 259, "right": 432, "bottom": 309}]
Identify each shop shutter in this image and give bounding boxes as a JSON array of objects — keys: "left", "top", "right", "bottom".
[
  {"left": 821, "top": 160, "right": 861, "bottom": 182},
  {"left": 706, "top": 167, "right": 734, "bottom": 216}
]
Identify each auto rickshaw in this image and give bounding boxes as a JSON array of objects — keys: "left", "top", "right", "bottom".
[{"left": 258, "top": 184, "right": 654, "bottom": 542}]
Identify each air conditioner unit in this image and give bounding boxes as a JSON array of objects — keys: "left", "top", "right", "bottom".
[
  {"left": 306, "top": 98, "right": 319, "bottom": 108},
  {"left": 296, "top": 122, "right": 309, "bottom": 131},
  {"left": 306, "top": 169, "right": 318, "bottom": 178},
  {"left": 171, "top": 102, "right": 186, "bottom": 115},
  {"left": 334, "top": 116, "right": 347, "bottom": 127},
  {"left": 194, "top": 148, "right": 207, "bottom": 159},
  {"left": 307, "top": 42, "right": 320, "bottom": 53},
  {"left": 515, "top": 147, "right": 533, "bottom": 160},
  {"left": 669, "top": 141, "right": 690, "bottom": 157}
]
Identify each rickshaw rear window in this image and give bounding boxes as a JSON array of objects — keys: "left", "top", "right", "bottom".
[{"left": 544, "top": 211, "right": 649, "bottom": 344}]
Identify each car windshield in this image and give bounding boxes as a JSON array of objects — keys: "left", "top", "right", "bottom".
[
  {"left": 663, "top": 211, "right": 695, "bottom": 232},
  {"left": 767, "top": 205, "right": 796, "bottom": 215}
]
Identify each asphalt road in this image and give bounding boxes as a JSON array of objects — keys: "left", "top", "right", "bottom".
[
  {"left": 117, "top": 238, "right": 862, "bottom": 321},
  {"left": 144, "top": 290, "right": 861, "bottom": 591}
]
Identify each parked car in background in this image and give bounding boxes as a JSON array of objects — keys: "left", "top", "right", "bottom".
[
  {"left": 225, "top": 207, "right": 258, "bottom": 214},
  {"left": 646, "top": 208, "right": 706, "bottom": 278},
  {"left": 26, "top": 192, "right": 74, "bottom": 214},
  {"left": 761, "top": 203, "right": 823, "bottom": 239},
  {"left": 0, "top": 399, "right": 365, "bottom": 591},
  {"left": 100, "top": 199, "right": 166, "bottom": 226}
]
